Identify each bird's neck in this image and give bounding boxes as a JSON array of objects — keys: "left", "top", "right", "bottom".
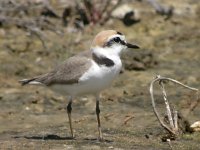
[
  {"left": 91, "top": 46, "right": 122, "bottom": 58},
  {"left": 92, "top": 52, "right": 115, "bottom": 67}
]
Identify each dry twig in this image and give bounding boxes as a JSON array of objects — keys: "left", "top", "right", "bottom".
[
  {"left": 99, "top": 0, "right": 122, "bottom": 25},
  {"left": 104, "top": 113, "right": 114, "bottom": 120},
  {"left": 123, "top": 115, "right": 134, "bottom": 125},
  {"left": 149, "top": 75, "right": 199, "bottom": 135}
]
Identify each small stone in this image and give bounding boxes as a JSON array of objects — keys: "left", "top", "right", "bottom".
[
  {"left": 190, "top": 121, "right": 200, "bottom": 132},
  {"left": 25, "top": 106, "right": 30, "bottom": 110},
  {"left": 108, "top": 146, "right": 114, "bottom": 149},
  {"left": 64, "top": 144, "right": 74, "bottom": 149},
  {"left": 112, "top": 4, "right": 140, "bottom": 26}
]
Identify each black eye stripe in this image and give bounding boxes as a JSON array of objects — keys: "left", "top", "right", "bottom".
[
  {"left": 113, "top": 37, "right": 121, "bottom": 43},
  {"left": 104, "top": 37, "right": 125, "bottom": 47}
]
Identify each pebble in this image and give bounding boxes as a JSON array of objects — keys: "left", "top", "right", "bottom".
[{"left": 190, "top": 121, "right": 200, "bottom": 132}]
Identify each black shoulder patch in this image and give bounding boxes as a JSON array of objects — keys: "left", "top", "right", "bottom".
[{"left": 93, "top": 53, "right": 115, "bottom": 67}]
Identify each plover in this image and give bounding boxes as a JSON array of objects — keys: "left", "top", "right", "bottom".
[{"left": 19, "top": 30, "right": 139, "bottom": 140}]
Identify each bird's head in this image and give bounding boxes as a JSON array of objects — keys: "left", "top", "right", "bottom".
[{"left": 91, "top": 30, "right": 139, "bottom": 56}]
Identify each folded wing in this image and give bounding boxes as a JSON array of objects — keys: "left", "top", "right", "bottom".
[{"left": 19, "top": 55, "right": 92, "bottom": 86}]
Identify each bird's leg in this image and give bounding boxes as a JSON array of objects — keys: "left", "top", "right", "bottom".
[
  {"left": 66, "top": 97, "right": 74, "bottom": 138},
  {"left": 96, "top": 95, "right": 103, "bottom": 140}
]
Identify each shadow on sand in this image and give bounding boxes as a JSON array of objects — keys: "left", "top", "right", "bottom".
[
  {"left": 14, "top": 134, "right": 74, "bottom": 140},
  {"left": 14, "top": 134, "right": 113, "bottom": 143}
]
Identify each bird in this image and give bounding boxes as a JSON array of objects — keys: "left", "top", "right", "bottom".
[{"left": 19, "top": 30, "right": 139, "bottom": 140}]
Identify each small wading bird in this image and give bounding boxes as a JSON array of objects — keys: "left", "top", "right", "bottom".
[{"left": 19, "top": 30, "right": 139, "bottom": 140}]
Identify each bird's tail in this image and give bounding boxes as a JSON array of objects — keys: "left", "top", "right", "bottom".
[{"left": 19, "top": 77, "right": 39, "bottom": 86}]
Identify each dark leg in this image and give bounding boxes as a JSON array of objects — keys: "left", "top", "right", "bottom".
[
  {"left": 96, "top": 95, "right": 103, "bottom": 140},
  {"left": 66, "top": 97, "right": 74, "bottom": 138}
]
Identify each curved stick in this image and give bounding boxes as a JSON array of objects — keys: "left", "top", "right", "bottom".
[{"left": 149, "top": 75, "right": 199, "bottom": 135}]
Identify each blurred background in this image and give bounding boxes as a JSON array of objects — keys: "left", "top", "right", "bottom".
[{"left": 0, "top": 0, "right": 200, "bottom": 149}]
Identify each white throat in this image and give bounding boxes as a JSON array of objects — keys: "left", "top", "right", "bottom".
[{"left": 92, "top": 45, "right": 125, "bottom": 59}]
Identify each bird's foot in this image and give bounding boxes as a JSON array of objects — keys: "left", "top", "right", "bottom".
[{"left": 98, "top": 136, "right": 104, "bottom": 142}]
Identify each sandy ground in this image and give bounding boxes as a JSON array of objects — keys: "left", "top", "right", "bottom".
[{"left": 0, "top": 0, "right": 200, "bottom": 149}]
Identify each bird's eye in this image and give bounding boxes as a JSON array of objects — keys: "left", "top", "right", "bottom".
[{"left": 113, "top": 37, "right": 121, "bottom": 43}]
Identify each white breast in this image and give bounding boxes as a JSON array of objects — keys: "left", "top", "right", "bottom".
[{"left": 78, "top": 56, "right": 122, "bottom": 93}]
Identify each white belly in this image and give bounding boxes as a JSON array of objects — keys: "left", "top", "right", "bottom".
[{"left": 50, "top": 59, "right": 122, "bottom": 96}]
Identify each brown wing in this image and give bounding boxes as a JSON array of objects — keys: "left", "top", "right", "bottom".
[
  {"left": 26, "top": 55, "right": 92, "bottom": 86},
  {"left": 50, "top": 56, "right": 92, "bottom": 85}
]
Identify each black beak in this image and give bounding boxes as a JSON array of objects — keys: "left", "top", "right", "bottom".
[
  {"left": 126, "top": 43, "right": 140, "bottom": 49},
  {"left": 120, "top": 40, "right": 140, "bottom": 49}
]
